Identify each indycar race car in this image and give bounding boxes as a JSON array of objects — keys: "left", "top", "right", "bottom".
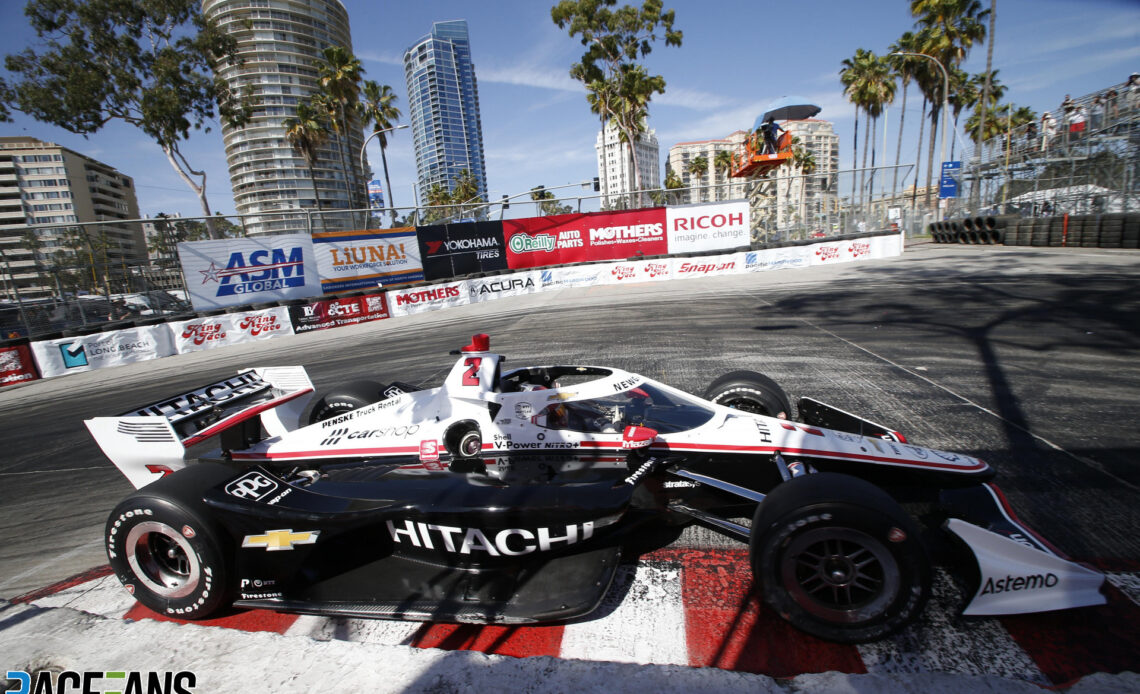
[{"left": 85, "top": 334, "right": 1106, "bottom": 643}]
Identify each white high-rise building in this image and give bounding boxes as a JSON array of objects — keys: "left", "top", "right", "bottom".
[
  {"left": 665, "top": 130, "right": 750, "bottom": 205},
  {"left": 204, "top": 0, "right": 366, "bottom": 235},
  {"left": 595, "top": 121, "right": 660, "bottom": 208},
  {"left": 768, "top": 119, "right": 840, "bottom": 232}
]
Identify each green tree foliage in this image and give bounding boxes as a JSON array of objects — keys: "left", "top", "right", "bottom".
[
  {"left": 0, "top": 0, "right": 250, "bottom": 238},
  {"left": 530, "top": 186, "right": 574, "bottom": 216},
  {"left": 421, "top": 169, "right": 487, "bottom": 224},
  {"left": 314, "top": 46, "right": 366, "bottom": 209},
  {"left": 149, "top": 214, "right": 241, "bottom": 269},
  {"left": 552, "top": 0, "right": 681, "bottom": 202},
  {"left": 283, "top": 102, "right": 331, "bottom": 217}
]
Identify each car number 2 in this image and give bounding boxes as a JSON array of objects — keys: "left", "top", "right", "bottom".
[{"left": 462, "top": 357, "right": 482, "bottom": 386}]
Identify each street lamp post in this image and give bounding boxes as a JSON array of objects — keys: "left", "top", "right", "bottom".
[
  {"left": 891, "top": 51, "right": 949, "bottom": 221},
  {"left": 359, "top": 124, "right": 409, "bottom": 217}
]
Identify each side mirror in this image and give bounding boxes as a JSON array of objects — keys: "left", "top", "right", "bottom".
[{"left": 621, "top": 425, "right": 658, "bottom": 450}]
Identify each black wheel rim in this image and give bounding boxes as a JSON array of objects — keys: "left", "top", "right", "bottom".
[
  {"left": 779, "top": 527, "right": 899, "bottom": 624},
  {"left": 125, "top": 521, "right": 200, "bottom": 599},
  {"left": 718, "top": 395, "right": 771, "bottom": 416}
]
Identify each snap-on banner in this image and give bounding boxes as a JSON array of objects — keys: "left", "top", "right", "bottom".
[
  {"left": 0, "top": 342, "right": 39, "bottom": 387},
  {"left": 288, "top": 293, "right": 390, "bottom": 334},
  {"left": 179, "top": 234, "right": 322, "bottom": 311},
  {"left": 417, "top": 221, "right": 508, "bottom": 281},
  {"left": 168, "top": 307, "right": 294, "bottom": 355},
  {"left": 503, "top": 208, "right": 667, "bottom": 269},
  {"left": 311, "top": 227, "right": 424, "bottom": 293},
  {"left": 30, "top": 325, "right": 177, "bottom": 378},
  {"left": 665, "top": 201, "right": 750, "bottom": 254}
]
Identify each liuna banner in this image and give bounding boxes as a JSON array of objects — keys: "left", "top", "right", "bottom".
[
  {"left": 312, "top": 228, "right": 424, "bottom": 293},
  {"left": 503, "top": 208, "right": 668, "bottom": 269},
  {"left": 30, "top": 325, "right": 176, "bottom": 378},
  {"left": 417, "top": 221, "right": 508, "bottom": 281},
  {"left": 179, "top": 234, "right": 322, "bottom": 311}
]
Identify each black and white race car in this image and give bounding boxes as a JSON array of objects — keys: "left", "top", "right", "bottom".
[{"left": 86, "top": 334, "right": 1105, "bottom": 643}]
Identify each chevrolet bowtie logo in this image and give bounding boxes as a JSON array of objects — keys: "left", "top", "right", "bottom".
[{"left": 242, "top": 529, "right": 320, "bottom": 551}]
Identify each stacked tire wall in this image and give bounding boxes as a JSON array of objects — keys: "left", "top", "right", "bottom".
[{"left": 929, "top": 214, "right": 1140, "bottom": 249}]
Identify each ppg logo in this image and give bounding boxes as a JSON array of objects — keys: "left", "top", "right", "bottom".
[{"left": 225, "top": 471, "right": 279, "bottom": 500}]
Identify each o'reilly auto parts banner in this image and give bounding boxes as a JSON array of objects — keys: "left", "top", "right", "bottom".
[
  {"left": 666, "top": 201, "right": 750, "bottom": 254},
  {"left": 312, "top": 228, "right": 424, "bottom": 293},
  {"left": 417, "top": 221, "right": 507, "bottom": 281},
  {"left": 168, "top": 307, "right": 294, "bottom": 355},
  {"left": 503, "top": 208, "right": 667, "bottom": 269},
  {"left": 179, "top": 234, "right": 322, "bottom": 311},
  {"left": 288, "top": 293, "right": 390, "bottom": 333},
  {"left": 30, "top": 325, "right": 176, "bottom": 378}
]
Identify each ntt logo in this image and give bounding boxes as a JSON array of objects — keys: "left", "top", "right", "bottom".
[{"left": 509, "top": 234, "right": 556, "bottom": 253}]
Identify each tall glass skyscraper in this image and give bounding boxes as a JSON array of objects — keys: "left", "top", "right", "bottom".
[
  {"left": 204, "top": 0, "right": 366, "bottom": 235},
  {"left": 403, "top": 20, "right": 488, "bottom": 207}
]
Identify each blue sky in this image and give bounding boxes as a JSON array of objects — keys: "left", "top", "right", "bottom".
[{"left": 2, "top": 0, "right": 1137, "bottom": 219}]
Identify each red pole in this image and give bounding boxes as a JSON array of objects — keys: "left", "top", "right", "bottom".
[{"left": 1062, "top": 213, "right": 1069, "bottom": 247}]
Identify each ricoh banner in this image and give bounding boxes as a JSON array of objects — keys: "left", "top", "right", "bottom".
[
  {"left": 666, "top": 201, "right": 750, "bottom": 254},
  {"left": 503, "top": 208, "right": 668, "bottom": 269},
  {"left": 168, "top": 307, "right": 294, "bottom": 355},
  {"left": 31, "top": 325, "right": 176, "bottom": 378},
  {"left": 312, "top": 228, "right": 424, "bottom": 293},
  {"left": 179, "top": 234, "right": 322, "bottom": 311}
]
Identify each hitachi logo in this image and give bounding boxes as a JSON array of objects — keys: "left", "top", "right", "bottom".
[
  {"left": 387, "top": 519, "right": 594, "bottom": 556},
  {"left": 980, "top": 572, "right": 1059, "bottom": 595}
]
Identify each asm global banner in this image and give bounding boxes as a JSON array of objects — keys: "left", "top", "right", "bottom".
[
  {"left": 312, "top": 228, "right": 424, "bottom": 293},
  {"left": 503, "top": 208, "right": 668, "bottom": 269},
  {"left": 179, "top": 234, "right": 322, "bottom": 311}
]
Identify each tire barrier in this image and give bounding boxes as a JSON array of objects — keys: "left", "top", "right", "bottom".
[{"left": 929, "top": 214, "right": 1140, "bottom": 248}]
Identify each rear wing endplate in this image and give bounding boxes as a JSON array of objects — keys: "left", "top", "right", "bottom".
[{"left": 85, "top": 367, "right": 314, "bottom": 489}]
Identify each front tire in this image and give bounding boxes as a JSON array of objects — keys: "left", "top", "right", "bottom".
[
  {"left": 749, "top": 473, "right": 930, "bottom": 643},
  {"left": 106, "top": 468, "right": 235, "bottom": 619},
  {"left": 704, "top": 370, "right": 792, "bottom": 419}
]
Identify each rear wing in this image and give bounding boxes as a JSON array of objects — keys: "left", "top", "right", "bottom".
[{"left": 85, "top": 367, "right": 314, "bottom": 489}]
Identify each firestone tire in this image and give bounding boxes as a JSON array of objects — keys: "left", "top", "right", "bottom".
[
  {"left": 106, "top": 474, "right": 233, "bottom": 620},
  {"left": 750, "top": 472, "right": 931, "bottom": 643},
  {"left": 704, "top": 370, "right": 793, "bottom": 419},
  {"left": 308, "top": 380, "right": 388, "bottom": 424}
]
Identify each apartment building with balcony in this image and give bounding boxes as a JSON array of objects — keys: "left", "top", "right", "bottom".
[
  {"left": 665, "top": 130, "right": 749, "bottom": 205},
  {"left": 0, "top": 137, "right": 141, "bottom": 300},
  {"left": 204, "top": 0, "right": 365, "bottom": 235},
  {"left": 596, "top": 121, "right": 661, "bottom": 208}
]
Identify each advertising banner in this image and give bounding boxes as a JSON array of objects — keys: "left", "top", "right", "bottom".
[
  {"left": 312, "top": 227, "right": 424, "bottom": 293},
  {"left": 603, "top": 259, "right": 674, "bottom": 284},
  {"left": 179, "top": 234, "right": 322, "bottom": 311},
  {"left": 169, "top": 307, "right": 294, "bottom": 355},
  {"left": 387, "top": 280, "right": 471, "bottom": 318},
  {"left": 418, "top": 221, "right": 508, "bottom": 281},
  {"left": 744, "top": 246, "right": 811, "bottom": 273},
  {"left": 466, "top": 271, "right": 541, "bottom": 303},
  {"left": 503, "top": 208, "right": 667, "bottom": 269},
  {"left": 31, "top": 325, "right": 177, "bottom": 378},
  {"left": 288, "top": 293, "right": 390, "bottom": 334},
  {"left": 0, "top": 342, "right": 39, "bottom": 387},
  {"left": 666, "top": 201, "right": 750, "bottom": 254},
  {"left": 536, "top": 264, "right": 612, "bottom": 291},
  {"left": 671, "top": 253, "right": 745, "bottom": 280}
]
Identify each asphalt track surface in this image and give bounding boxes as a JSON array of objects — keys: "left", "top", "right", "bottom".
[{"left": 2, "top": 242, "right": 1139, "bottom": 684}]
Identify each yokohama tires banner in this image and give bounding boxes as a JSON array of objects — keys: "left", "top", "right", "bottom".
[
  {"left": 418, "top": 221, "right": 507, "bottom": 281},
  {"left": 504, "top": 208, "right": 667, "bottom": 269}
]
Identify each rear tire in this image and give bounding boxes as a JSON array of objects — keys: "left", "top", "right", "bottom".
[
  {"left": 308, "top": 380, "right": 388, "bottom": 424},
  {"left": 704, "top": 370, "right": 792, "bottom": 419},
  {"left": 749, "top": 472, "right": 930, "bottom": 643}
]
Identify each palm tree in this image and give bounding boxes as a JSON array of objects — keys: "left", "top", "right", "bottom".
[
  {"left": 841, "top": 49, "right": 893, "bottom": 212},
  {"left": 664, "top": 168, "right": 683, "bottom": 205},
  {"left": 687, "top": 155, "right": 708, "bottom": 203},
  {"left": 860, "top": 53, "right": 896, "bottom": 205},
  {"left": 283, "top": 102, "right": 330, "bottom": 226},
  {"left": 358, "top": 80, "right": 402, "bottom": 226},
  {"left": 840, "top": 49, "right": 874, "bottom": 213},
  {"left": 888, "top": 33, "right": 926, "bottom": 195},
  {"left": 911, "top": 0, "right": 989, "bottom": 206},
  {"left": 790, "top": 137, "right": 818, "bottom": 235},
  {"left": 316, "top": 46, "right": 366, "bottom": 210},
  {"left": 714, "top": 149, "right": 735, "bottom": 201},
  {"left": 451, "top": 168, "right": 484, "bottom": 220}
]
